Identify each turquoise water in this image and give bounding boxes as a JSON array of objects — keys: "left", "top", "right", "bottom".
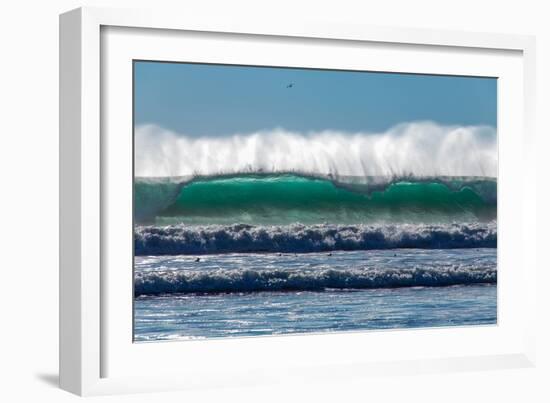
[{"left": 134, "top": 174, "right": 497, "bottom": 225}]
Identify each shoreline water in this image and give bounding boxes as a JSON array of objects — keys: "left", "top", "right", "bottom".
[
  {"left": 134, "top": 283, "right": 497, "bottom": 341},
  {"left": 133, "top": 248, "right": 496, "bottom": 340}
]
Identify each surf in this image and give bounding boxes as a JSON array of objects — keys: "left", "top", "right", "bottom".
[
  {"left": 134, "top": 222, "right": 497, "bottom": 255},
  {"left": 134, "top": 263, "right": 496, "bottom": 295}
]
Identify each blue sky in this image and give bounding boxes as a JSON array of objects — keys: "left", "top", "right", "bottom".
[{"left": 134, "top": 61, "right": 496, "bottom": 136}]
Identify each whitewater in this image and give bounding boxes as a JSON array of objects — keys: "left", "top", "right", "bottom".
[{"left": 135, "top": 222, "right": 496, "bottom": 255}]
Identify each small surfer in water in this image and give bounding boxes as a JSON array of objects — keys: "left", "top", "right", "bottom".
[{"left": 195, "top": 257, "right": 201, "bottom": 262}]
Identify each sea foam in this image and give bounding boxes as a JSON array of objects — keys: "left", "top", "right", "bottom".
[
  {"left": 135, "top": 264, "right": 496, "bottom": 295},
  {"left": 135, "top": 222, "right": 497, "bottom": 256}
]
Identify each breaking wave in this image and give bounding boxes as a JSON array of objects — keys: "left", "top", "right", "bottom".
[
  {"left": 134, "top": 122, "right": 497, "bottom": 225},
  {"left": 134, "top": 264, "right": 496, "bottom": 295},
  {"left": 135, "top": 222, "right": 497, "bottom": 256}
]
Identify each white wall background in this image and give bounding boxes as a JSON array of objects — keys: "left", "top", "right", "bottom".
[{"left": 0, "top": 0, "right": 548, "bottom": 401}]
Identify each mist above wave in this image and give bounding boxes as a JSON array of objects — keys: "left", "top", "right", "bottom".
[{"left": 135, "top": 122, "right": 497, "bottom": 178}]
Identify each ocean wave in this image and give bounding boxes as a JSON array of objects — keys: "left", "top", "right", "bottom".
[
  {"left": 135, "top": 222, "right": 497, "bottom": 255},
  {"left": 134, "top": 265, "right": 496, "bottom": 295},
  {"left": 135, "top": 173, "right": 497, "bottom": 224}
]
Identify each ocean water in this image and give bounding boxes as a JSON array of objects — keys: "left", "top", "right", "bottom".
[
  {"left": 134, "top": 248, "right": 497, "bottom": 341},
  {"left": 135, "top": 284, "right": 496, "bottom": 341},
  {"left": 133, "top": 173, "right": 497, "bottom": 342}
]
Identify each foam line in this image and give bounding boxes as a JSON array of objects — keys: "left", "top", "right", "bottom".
[
  {"left": 135, "top": 264, "right": 496, "bottom": 295},
  {"left": 135, "top": 222, "right": 497, "bottom": 255}
]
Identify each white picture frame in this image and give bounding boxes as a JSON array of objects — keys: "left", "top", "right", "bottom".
[{"left": 59, "top": 6, "right": 537, "bottom": 396}]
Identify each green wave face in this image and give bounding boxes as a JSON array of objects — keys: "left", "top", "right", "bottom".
[{"left": 146, "top": 174, "right": 496, "bottom": 225}]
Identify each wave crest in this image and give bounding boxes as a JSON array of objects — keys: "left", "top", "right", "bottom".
[
  {"left": 134, "top": 265, "right": 496, "bottom": 295},
  {"left": 135, "top": 222, "right": 497, "bottom": 255}
]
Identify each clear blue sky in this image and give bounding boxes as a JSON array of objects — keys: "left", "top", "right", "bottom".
[{"left": 134, "top": 61, "right": 496, "bottom": 136}]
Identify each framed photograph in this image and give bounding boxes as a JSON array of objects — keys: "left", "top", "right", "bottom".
[{"left": 60, "top": 7, "right": 537, "bottom": 396}]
